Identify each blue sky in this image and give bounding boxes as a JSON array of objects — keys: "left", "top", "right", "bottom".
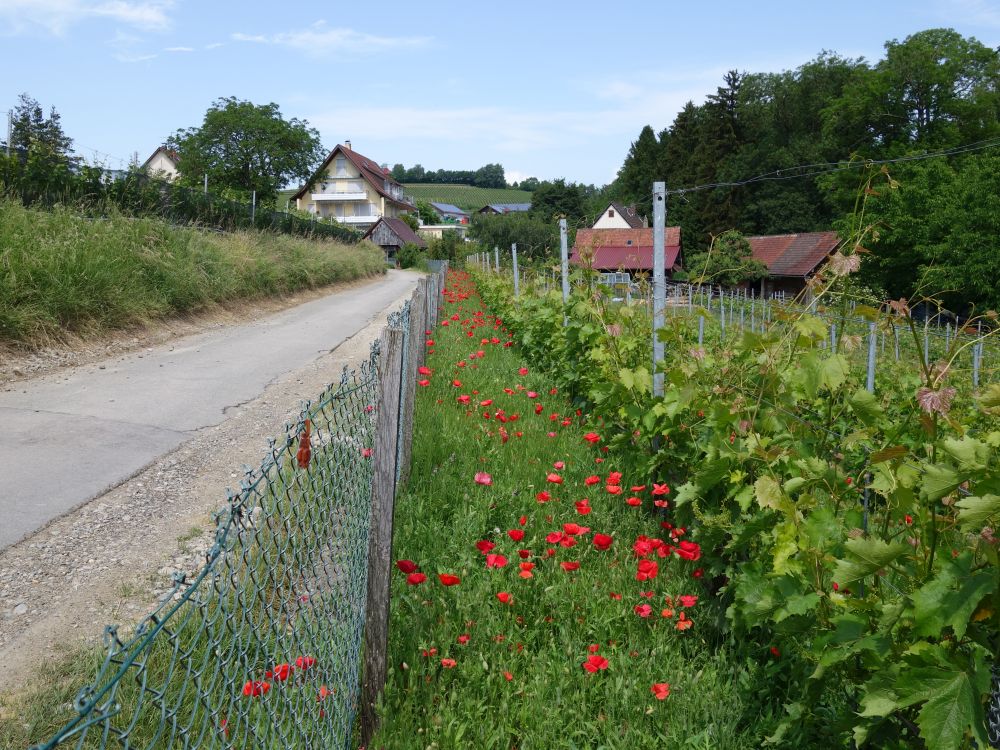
[{"left": 1, "top": 0, "right": 998, "bottom": 187}]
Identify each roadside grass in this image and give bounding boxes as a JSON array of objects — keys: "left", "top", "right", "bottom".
[
  {"left": 0, "top": 200, "right": 386, "bottom": 347},
  {"left": 370, "top": 277, "right": 807, "bottom": 748}
]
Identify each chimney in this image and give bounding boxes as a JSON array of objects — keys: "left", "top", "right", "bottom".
[{"left": 344, "top": 140, "right": 352, "bottom": 150}]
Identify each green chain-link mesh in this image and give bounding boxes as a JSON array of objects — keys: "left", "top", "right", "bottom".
[{"left": 33, "top": 301, "right": 411, "bottom": 750}]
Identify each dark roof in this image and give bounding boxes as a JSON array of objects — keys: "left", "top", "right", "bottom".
[
  {"left": 601, "top": 201, "right": 646, "bottom": 228},
  {"left": 140, "top": 146, "right": 178, "bottom": 171},
  {"left": 747, "top": 231, "right": 841, "bottom": 277},
  {"left": 362, "top": 217, "right": 427, "bottom": 248},
  {"left": 429, "top": 202, "right": 468, "bottom": 216},
  {"left": 570, "top": 227, "right": 682, "bottom": 271},
  {"left": 478, "top": 203, "right": 532, "bottom": 214},
  {"left": 292, "top": 144, "right": 413, "bottom": 206}
]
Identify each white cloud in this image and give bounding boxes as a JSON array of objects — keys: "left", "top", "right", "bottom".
[
  {"left": 164, "top": 45, "right": 193, "bottom": 52},
  {"left": 231, "top": 20, "right": 429, "bottom": 57},
  {"left": 204, "top": 41, "right": 223, "bottom": 49},
  {"left": 0, "top": 0, "right": 173, "bottom": 35}
]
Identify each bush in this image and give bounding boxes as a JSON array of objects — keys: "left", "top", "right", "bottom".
[{"left": 397, "top": 242, "right": 425, "bottom": 269}]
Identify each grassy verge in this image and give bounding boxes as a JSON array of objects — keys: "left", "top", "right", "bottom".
[
  {"left": 370, "top": 273, "right": 808, "bottom": 748},
  {"left": 0, "top": 200, "right": 386, "bottom": 346}
]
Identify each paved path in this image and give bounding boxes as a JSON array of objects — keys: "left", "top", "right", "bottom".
[{"left": 0, "top": 271, "right": 420, "bottom": 550}]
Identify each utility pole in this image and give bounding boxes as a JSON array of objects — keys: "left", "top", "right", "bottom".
[{"left": 652, "top": 181, "right": 666, "bottom": 397}]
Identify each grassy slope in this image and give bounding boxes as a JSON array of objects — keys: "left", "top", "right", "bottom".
[
  {"left": 402, "top": 184, "right": 532, "bottom": 212},
  {"left": 371, "top": 274, "right": 786, "bottom": 748},
  {"left": 0, "top": 201, "right": 385, "bottom": 346}
]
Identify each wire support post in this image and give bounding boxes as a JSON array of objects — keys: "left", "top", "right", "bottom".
[{"left": 652, "top": 181, "right": 666, "bottom": 398}]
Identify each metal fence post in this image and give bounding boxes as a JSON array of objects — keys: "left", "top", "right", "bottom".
[
  {"left": 698, "top": 315, "right": 705, "bottom": 346},
  {"left": 494, "top": 246, "right": 500, "bottom": 272},
  {"left": 512, "top": 243, "right": 519, "bottom": 297},
  {"left": 559, "top": 218, "right": 570, "bottom": 319},
  {"left": 361, "top": 326, "right": 405, "bottom": 747},
  {"left": 652, "top": 181, "right": 666, "bottom": 397},
  {"left": 867, "top": 321, "right": 877, "bottom": 393}
]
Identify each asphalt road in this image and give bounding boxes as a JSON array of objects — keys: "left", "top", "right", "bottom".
[{"left": 0, "top": 270, "right": 420, "bottom": 550}]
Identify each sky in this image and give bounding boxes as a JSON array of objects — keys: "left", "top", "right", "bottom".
[{"left": 1, "top": 0, "right": 999, "bottom": 187}]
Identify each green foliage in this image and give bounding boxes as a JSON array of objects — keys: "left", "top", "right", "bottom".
[
  {"left": 468, "top": 212, "right": 559, "bottom": 260},
  {"left": 398, "top": 212, "right": 420, "bottom": 232},
  {"left": 684, "top": 230, "right": 768, "bottom": 286},
  {"left": 5, "top": 92, "right": 74, "bottom": 163},
  {"left": 397, "top": 242, "right": 424, "bottom": 269},
  {"left": 390, "top": 162, "right": 507, "bottom": 187},
  {"left": 167, "top": 97, "right": 325, "bottom": 205},
  {"left": 473, "top": 197, "right": 1000, "bottom": 749},
  {"left": 528, "top": 178, "right": 586, "bottom": 222},
  {"left": 415, "top": 199, "right": 440, "bottom": 225},
  {"left": 426, "top": 229, "right": 464, "bottom": 264},
  {"left": 0, "top": 200, "right": 383, "bottom": 345}
]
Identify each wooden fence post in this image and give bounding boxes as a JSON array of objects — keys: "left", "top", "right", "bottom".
[
  {"left": 398, "top": 280, "right": 425, "bottom": 485},
  {"left": 360, "top": 326, "right": 405, "bottom": 747}
]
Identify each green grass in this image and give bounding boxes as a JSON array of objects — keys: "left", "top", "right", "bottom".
[
  {"left": 402, "top": 184, "right": 532, "bottom": 212},
  {"left": 368, "top": 277, "right": 827, "bottom": 748},
  {"left": 0, "top": 200, "right": 386, "bottom": 346}
]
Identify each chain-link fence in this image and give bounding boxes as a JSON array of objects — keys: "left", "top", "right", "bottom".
[{"left": 31, "top": 265, "right": 447, "bottom": 750}]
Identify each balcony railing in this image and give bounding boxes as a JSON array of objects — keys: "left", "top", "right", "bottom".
[{"left": 312, "top": 191, "right": 367, "bottom": 201}]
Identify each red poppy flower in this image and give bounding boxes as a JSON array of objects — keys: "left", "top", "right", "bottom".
[
  {"left": 631, "top": 485, "right": 647, "bottom": 492},
  {"left": 496, "top": 592, "right": 512, "bottom": 604},
  {"left": 457, "top": 394, "right": 471, "bottom": 404},
  {"left": 563, "top": 522, "right": 588, "bottom": 536},
  {"left": 582, "top": 655, "right": 609, "bottom": 672},
  {"left": 536, "top": 490, "right": 552, "bottom": 503},
  {"left": 504, "top": 671, "right": 514, "bottom": 681},
  {"left": 593, "top": 533, "right": 613, "bottom": 551},
  {"left": 518, "top": 367, "right": 529, "bottom": 376},
  {"left": 295, "top": 656, "right": 316, "bottom": 670},
  {"left": 661, "top": 608, "right": 674, "bottom": 618},
  {"left": 242, "top": 680, "right": 271, "bottom": 697},
  {"left": 534, "top": 404, "right": 544, "bottom": 415},
  {"left": 417, "top": 379, "right": 430, "bottom": 387},
  {"left": 606, "top": 471, "right": 622, "bottom": 485},
  {"left": 651, "top": 683, "right": 671, "bottom": 700},
  {"left": 439, "top": 574, "right": 461, "bottom": 586},
  {"left": 574, "top": 499, "right": 591, "bottom": 515},
  {"left": 653, "top": 499, "right": 669, "bottom": 508},
  {"left": 678, "top": 595, "right": 698, "bottom": 608},
  {"left": 636, "top": 560, "right": 659, "bottom": 581},
  {"left": 452, "top": 379, "right": 462, "bottom": 387},
  {"left": 474, "top": 472, "right": 493, "bottom": 486},
  {"left": 418, "top": 366, "right": 432, "bottom": 376},
  {"left": 639, "top": 590, "right": 655, "bottom": 598},
  {"left": 396, "top": 559, "right": 418, "bottom": 573},
  {"left": 676, "top": 541, "right": 701, "bottom": 561},
  {"left": 609, "top": 591, "right": 622, "bottom": 600},
  {"left": 634, "top": 604, "right": 653, "bottom": 618},
  {"left": 406, "top": 572, "right": 426, "bottom": 585},
  {"left": 518, "top": 515, "right": 527, "bottom": 526},
  {"left": 692, "top": 568, "right": 704, "bottom": 578},
  {"left": 507, "top": 529, "right": 524, "bottom": 541},
  {"left": 588, "top": 643, "right": 600, "bottom": 653},
  {"left": 545, "top": 531, "right": 564, "bottom": 544},
  {"left": 526, "top": 391, "right": 538, "bottom": 399},
  {"left": 476, "top": 540, "right": 495, "bottom": 554},
  {"left": 268, "top": 663, "right": 293, "bottom": 682},
  {"left": 518, "top": 549, "right": 531, "bottom": 559},
  {"left": 456, "top": 634, "right": 470, "bottom": 645},
  {"left": 584, "top": 475, "right": 601, "bottom": 486},
  {"left": 362, "top": 447, "right": 373, "bottom": 459},
  {"left": 583, "top": 432, "right": 601, "bottom": 444},
  {"left": 441, "top": 658, "right": 457, "bottom": 668},
  {"left": 904, "top": 514, "right": 913, "bottom": 525},
  {"left": 553, "top": 461, "right": 565, "bottom": 469},
  {"left": 606, "top": 485, "right": 623, "bottom": 495},
  {"left": 486, "top": 554, "right": 509, "bottom": 569},
  {"left": 560, "top": 561, "right": 580, "bottom": 572},
  {"left": 480, "top": 399, "right": 493, "bottom": 406},
  {"left": 652, "top": 483, "right": 670, "bottom": 496},
  {"left": 770, "top": 646, "right": 780, "bottom": 659},
  {"left": 546, "top": 473, "right": 563, "bottom": 484}
]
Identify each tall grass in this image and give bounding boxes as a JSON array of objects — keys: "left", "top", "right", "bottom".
[{"left": 0, "top": 200, "right": 385, "bottom": 346}]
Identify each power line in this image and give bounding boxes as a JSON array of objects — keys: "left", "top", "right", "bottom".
[{"left": 665, "top": 137, "right": 1000, "bottom": 196}]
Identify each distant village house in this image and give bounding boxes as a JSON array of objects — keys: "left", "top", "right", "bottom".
[
  {"left": 592, "top": 201, "right": 647, "bottom": 229},
  {"left": 570, "top": 227, "right": 683, "bottom": 278},
  {"left": 362, "top": 217, "right": 427, "bottom": 267},
  {"left": 478, "top": 203, "right": 531, "bottom": 215},
  {"left": 747, "top": 231, "right": 841, "bottom": 298},
  {"left": 428, "top": 202, "right": 469, "bottom": 224},
  {"left": 140, "top": 147, "right": 180, "bottom": 181}
]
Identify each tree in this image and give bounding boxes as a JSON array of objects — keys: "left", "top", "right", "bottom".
[
  {"left": 399, "top": 212, "right": 420, "bottom": 232},
  {"left": 530, "top": 179, "right": 586, "bottom": 222},
  {"left": 468, "top": 213, "right": 559, "bottom": 260},
  {"left": 415, "top": 200, "right": 440, "bottom": 225},
  {"left": 167, "top": 97, "right": 324, "bottom": 204},
  {"left": 616, "top": 125, "right": 661, "bottom": 204},
  {"left": 5, "top": 93, "right": 74, "bottom": 162},
  {"left": 427, "top": 230, "right": 464, "bottom": 263},
  {"left": 391, "top": 163, "right": 406, "bottom": 181},
  {"left": 518, "top": 176, "right": 540, "bottom": 191},
  {"left": 472, "top": 163, "right": 506, "bottom": 188},
  {"left": 684, "top": 230, "right": 767, "bottom": 287}
]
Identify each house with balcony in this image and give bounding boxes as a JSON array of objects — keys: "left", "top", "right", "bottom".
[{"left": 291, "top": 142, "right": 414, "bottom": 230}]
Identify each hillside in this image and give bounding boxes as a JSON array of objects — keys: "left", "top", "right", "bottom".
[{"left": 403, "top": 184, "right": 532, "bottom": 212}]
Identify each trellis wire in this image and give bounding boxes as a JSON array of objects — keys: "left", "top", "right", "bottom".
[{"left": 33, "top": 266, "right": 448, "bottom": 750}]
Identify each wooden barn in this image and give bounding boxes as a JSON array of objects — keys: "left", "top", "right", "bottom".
[{"left": 362, "top": 217, "right": 427, "bottom": 266}]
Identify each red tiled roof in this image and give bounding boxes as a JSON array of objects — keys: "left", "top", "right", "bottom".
[
  {"left": 293, "top": 144, "right": 413, "bottom": 206},
  {"left": 570, "top": 227, "right": 682, "bottom": 270},
  {"left": 747, "top": 231, "right": 841, "bottom": 277}
]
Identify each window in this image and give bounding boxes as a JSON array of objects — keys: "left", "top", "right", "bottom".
[
  {"left": 626, "top": 239, "right": 633, "bottom": 246},
  {"left": 335, "top": 156, "right": 347, "bottom": 177},
  {"left": 608, "top": 209, "right": 615, "bottom": 218}
]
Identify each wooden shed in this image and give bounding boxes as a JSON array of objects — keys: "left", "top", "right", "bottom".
[{"left": 362, "top": 217, "right": 427, "bottom": 266}]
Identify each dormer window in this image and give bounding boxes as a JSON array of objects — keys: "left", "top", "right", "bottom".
[{"left": 608, "top": 209, "right": 615, "bottom": 218}]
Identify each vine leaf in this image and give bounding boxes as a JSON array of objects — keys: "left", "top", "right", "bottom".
[{"left": 832, "top": 537, "right": 909, "bottom": 586}]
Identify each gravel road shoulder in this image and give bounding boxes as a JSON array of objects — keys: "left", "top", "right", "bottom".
[{"left": 0, "top": 278, "right": 419, "bottom": 696}]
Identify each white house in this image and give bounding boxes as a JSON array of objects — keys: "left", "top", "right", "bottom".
[
  {"left": 140, "top": 146, "right": 180, "bottom": 181},
  {"left": 592, "top": 201, "right": 646, "bottom": 229}
]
